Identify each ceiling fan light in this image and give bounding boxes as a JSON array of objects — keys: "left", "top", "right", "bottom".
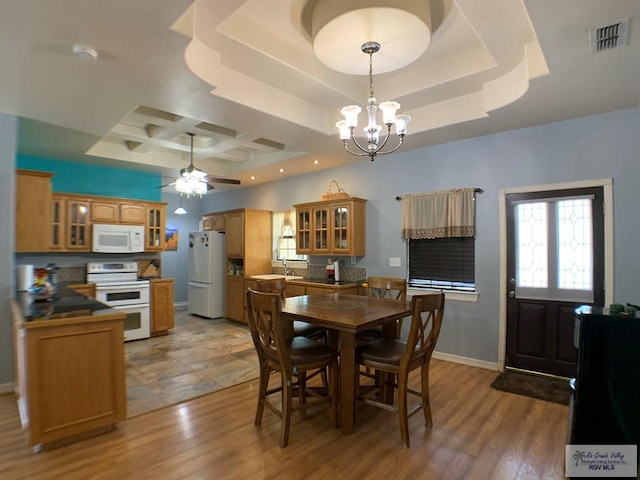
[
  {"left": 175, "top": 177, "right": 207, "bottom": 196},
  {"left": 182, "top": 169, "right": 207, "bottom": 179},
  {"left": 174, "top": 207, "right": 188, "bottom": 215}
]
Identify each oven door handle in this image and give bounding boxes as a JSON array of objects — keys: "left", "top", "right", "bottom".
[
  {"left": 110, "top": 304, "right": 150, "bottom": 309},
  {"left": 96, "top": 284, "right": 149, "bottom": 291}
]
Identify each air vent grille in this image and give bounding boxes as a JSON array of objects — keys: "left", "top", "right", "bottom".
[{"left": 589, "top": 18, "right": 629, "bottom": 53}]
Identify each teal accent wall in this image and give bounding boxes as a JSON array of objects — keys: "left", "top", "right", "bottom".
[{"left": 17, "top": 155, "right": 162, "bottom": 201}]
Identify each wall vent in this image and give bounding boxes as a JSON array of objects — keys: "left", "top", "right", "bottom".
[{"left": 589, "top": 18, "right": 629, "bottom": 53}]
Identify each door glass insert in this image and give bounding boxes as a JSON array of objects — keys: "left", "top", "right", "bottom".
[
  {"left": 514, "top": 196, "right": 594, "bottom": 302},
  {"left": 516, "top": 202, "right": 547, "bottom": 288},
  {"left": 557, "top": 199, "right": 592, "bottom": 291}
]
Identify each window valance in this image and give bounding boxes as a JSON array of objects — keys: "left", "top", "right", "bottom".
[{"left": 401, "top": 187, "right": 476, "bottom": 240}]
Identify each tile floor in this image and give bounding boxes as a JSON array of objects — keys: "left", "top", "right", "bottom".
[{"left": 125, "top": 309, "right": 259, "bottom": 418}]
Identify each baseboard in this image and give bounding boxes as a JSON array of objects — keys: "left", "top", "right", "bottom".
[
  {"left": 0, "top": 382, "right": 15, "bottom": 395},
  {"left": 432, "top": 351, "right": 498, "bottom": 371},
  {"left": 174, "top": 302, "right": 187, "bottom": 310}
]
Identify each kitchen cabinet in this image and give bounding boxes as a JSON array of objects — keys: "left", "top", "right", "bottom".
[
  {"left": 202, "top": 208, "right": 272, "bottom": 323},
  {"left": 284, "top": 283, "right": 306, "bottom": 297},
  {"left": 226, "top": 275, "right": 245, "bottom": 323},
  {"left": 150, "top": 278, "right": 174, "bottom": 335},
  {"left": 91, "top": 201, "right": 145, "bottom": 224},
  {"left": 15, "top": 168, "right": 169, "bottom": 252},
  {"left": 225, "top": 211, "right": 244, "bottom": 257},
  {"left": 202, "top": 214, "right": 226, "bottom": 232},
  {"left": 65, "top": 197, "right": 92, "bottom": 251},
  {"left": 286, "top": 281, "right": 359, "bottom": 296},
  {"left": 16, "top": 169, "right": 53, "bottom": 253},
  {"left": 294, "top": 197, "right": 366, "bottom": 256},
  {"left": 68, "top": 283, "right": 96, "bottom": 298},
  {"left": 10, "top": 298, "right": 126, "bottom": 450},
  {"left": 145, "top": 205, "right": 166, "bottom": 251},
  {"left": 50, "top": 195, "right": 65, "bottom": 250}
]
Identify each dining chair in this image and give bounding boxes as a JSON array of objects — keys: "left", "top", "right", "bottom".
[
  {"left": 246, "top": 288, "right": 339, "bottom": 448},
  {"left": 356, "top": 292, "right": 445, "bottom": 448},
  {"left": 253, "top": 277, "right": 326, "bottom": 341},
  {"left": 356, "top": 276, "right": 408, "bottom": 343}
]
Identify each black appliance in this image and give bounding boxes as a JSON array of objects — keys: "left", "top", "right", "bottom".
[{"left": 570, "top": 306, "right": 640, "bottom": 447}]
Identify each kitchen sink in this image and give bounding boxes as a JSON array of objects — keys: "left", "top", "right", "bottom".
[{"left": 250, "top": 274, "right": 304, "bottom": 281}]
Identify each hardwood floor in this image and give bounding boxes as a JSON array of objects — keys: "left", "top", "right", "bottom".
[{"left": 0, "top": 360, "right": 569, "bottom": 479}]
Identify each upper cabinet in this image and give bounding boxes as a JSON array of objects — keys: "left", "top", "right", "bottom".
[
  {"left": 91, "top": 202, "right": 145, "bottom": 224},
  {"left": 294, "top": 197, "right": 366, "bottom": 256},
  {"left": 16, "top": 170, "right": 53, "bottom": 253},
  {"left": 202, "top": 214, "right": 226, "bottom": 232},
  {"left": 145, "top": 205, "right": 165, "bottom": 251},
  {"left": 221, "top": 209, "right": 272, "bottom": 275},
  {"left": 225, "top": 211, "right": 245, "bottom": 257},
  {"left": 65, "top": 197, "right": 92, "bottom": 251},
  {"left": 50, "top": 195, "right": 65, "bottom": 250},
  {"left": 14, "top": 169, "right": 168, "bottom": 253}
]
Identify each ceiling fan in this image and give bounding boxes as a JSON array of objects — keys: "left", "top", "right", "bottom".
[{"left": 158, "top": 132, "right": 241, "bottom": 194}]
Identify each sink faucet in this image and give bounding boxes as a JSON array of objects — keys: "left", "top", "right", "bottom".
[{"left": 283, "top": 258, "right": 290, "bottom": 276}]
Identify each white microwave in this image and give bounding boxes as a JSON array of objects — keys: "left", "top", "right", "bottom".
[{"left": 92, "top": 224, "right": 145, "bottom": 253}]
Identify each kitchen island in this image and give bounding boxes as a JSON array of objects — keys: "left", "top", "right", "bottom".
[{"left": 10, "top": 287, "right": 127, "bottom": 451}]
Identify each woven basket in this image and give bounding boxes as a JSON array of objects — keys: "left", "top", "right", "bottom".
[{"left": 321, "top": 180, "right": 349, "bottom": 201}]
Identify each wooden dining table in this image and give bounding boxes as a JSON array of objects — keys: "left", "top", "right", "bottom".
[{"left": 281, "top": 293, "right": 411, "bottom": 434}]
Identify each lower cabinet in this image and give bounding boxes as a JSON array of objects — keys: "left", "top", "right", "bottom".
[
  {"left": 150, "top": 278, "right": 174, "bottom": 335},
  {"left": 226, "top": 275, "right": 245, "bottom": 323},
  {"left": 285, "top": 282, "right": 358, "bottom": 296},
  {"left": 67, "top": 283, "right": 96, "bottom": 298},
  {"left": 11, "top": 300, "right": 126, "bottom": 449}
]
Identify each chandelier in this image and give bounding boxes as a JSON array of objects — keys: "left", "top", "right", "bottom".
[
  {"left": 335, "top": 42, "right": 411, "bottom": 161},
  {"left": 175, "top": 133, "right": 208, "bottom": 197}
]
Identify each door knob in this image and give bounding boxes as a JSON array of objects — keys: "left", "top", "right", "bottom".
[
  {"left": 509, "top": 291, "right": 515, "bottom": 298},
  {"left": 509, "top": 278, "right": 516, "bottom": 285}
]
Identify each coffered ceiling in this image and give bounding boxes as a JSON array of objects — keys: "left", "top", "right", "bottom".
[{"left": 3, "top": 1, "right": 640, "bottom": 192}]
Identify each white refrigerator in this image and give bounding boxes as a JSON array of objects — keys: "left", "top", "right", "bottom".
[{"left": 187, "top": 231, "right": 225, "bottom": 318}]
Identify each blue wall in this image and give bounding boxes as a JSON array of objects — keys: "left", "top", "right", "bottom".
[
  {"left": 198, "top": 108, "right": 640, "bottom": 365},
  {"left": 17, "top": 155, "right": 162, "bottom": 201},
  {"left": 0, "top": 114, "right": 17, "bottom": 387},
  {"left": 3, "top": 108, "right": 640, "bottom": 383}
]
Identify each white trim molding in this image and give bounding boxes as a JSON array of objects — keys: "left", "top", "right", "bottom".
[
  {"left": 0, "top": 382, "right": 14, "bottom": 394},
  {"left": 407, "top": 288, "right": 478, "bottom": 303},
  {"left": 497, "top": 178, "right": 614, "bottom": 371},
  {"left": 432, "top": 351, "right": 498, "bottom": 371}
]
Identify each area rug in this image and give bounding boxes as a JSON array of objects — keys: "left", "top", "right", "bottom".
[{"left": 490, "top": 370, "right": 571, "bottom": 405}]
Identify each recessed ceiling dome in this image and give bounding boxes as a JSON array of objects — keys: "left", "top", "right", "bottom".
[{"left": 306, "top": 0, "right": 432, "bottom": 74}]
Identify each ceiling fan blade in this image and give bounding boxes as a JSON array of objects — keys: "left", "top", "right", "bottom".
[
  {"left": 208, "top": 177, "right": 241, "bottom": 185},
  {"left": 156, "top": 181, "right": 176, "bottom": 189}
]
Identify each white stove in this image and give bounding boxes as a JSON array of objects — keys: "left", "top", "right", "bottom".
[{"left": 87, "top": 261, "right": 150, "bottom": 341}]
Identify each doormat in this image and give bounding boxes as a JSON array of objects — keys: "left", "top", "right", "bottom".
[{"left": 490, "top": 370, "right": 570, "bottom": 406}]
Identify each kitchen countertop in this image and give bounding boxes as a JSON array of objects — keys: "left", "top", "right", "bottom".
[{"left": 14, "top": 283, "right": 117, "bottom": 324}]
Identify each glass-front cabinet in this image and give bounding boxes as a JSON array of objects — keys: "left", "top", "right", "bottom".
[
  {"left": 297, "top": 208, "right": 312, "bottom": 253},
  {"left": 65, "top": 198, "right": 91, "bottom": 250},
  {"left": 332, "top": 203, "right": 350, "bottom": 253},
  {"left": 146, "top": 206, "right": 165, "bottom": 251},
  {"left": 50, "top": 196, "right": 65, "bottom": 250},
  {"left": 313, "top": 206, "right": 330, "bottom": 253},
  {"left": 294, "top": 197, "right": 366, "bottom": 256}
]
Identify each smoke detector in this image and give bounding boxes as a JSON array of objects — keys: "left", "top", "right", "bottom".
[
  {"left": 72, "top": 44, "right": 98, "bottom": 61},
  {"left": 589, "top": 18, "right": 629, "bottom": 53}
]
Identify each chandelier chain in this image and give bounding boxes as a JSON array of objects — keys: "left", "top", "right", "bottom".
[{"left": 369, "top": 51, "right": 374, "bottom": 100}]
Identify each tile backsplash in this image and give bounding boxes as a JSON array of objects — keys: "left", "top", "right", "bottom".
[{"left": 274, "top": 264, "right": 366, "bottom": 283}]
